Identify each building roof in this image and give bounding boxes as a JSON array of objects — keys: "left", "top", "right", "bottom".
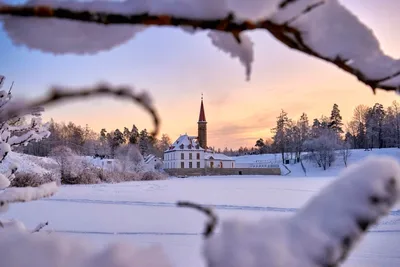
[
  {"left": 166, "top": 134, "right": 204, "bottom": 152},
  {"left": 198, "top": 98, "right": 206, "bottom": 122},
  {"left": 204, "top": 152, "right": 234, "bottom": 161},
  {"left": 144, "top": 154, "right": 160, "bottom": 164}
]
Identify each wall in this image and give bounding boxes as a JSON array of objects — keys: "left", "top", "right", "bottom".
[
  {"left": 164, "top": 150, "right": 205, "bottom": 169},
  {"left": 164, "top": 167, "right": 281, "bottom": 177}
]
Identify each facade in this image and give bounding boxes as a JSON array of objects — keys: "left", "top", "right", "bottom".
[
  {"left": 144, "top": 154, "right": 163, "bottom": 170},
  {"left": 163, "top": 134, "right": 205, "bottom": 169},
  {"left": 205, "top": 152, "right": 235, "bottom": 169}
]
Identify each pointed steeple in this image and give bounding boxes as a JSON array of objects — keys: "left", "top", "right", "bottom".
[
  {"left": 198, "top": 93, "right": 206, "bottom": 122},
  {"left": 197, "top": 93, "right": 207, "bottom": 149}
]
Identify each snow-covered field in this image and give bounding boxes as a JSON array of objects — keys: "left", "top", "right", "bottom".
[
  {"left": 4, "top": 178, "right": 400, "bottom": 266},
  {"left": 3, "top": 148, "right": 400, "bottom": 266}
]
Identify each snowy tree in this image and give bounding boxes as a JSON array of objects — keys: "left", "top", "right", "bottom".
[
  {"left": 108, "top": 129, "right": 125, "bottom": 157},
  {"left": 329, "top": 103, "right": 344, "bottom": 135},
  {"left": 139, "top": 129, "right": 150, "bottom": 156},
  {"left": 271, "top": 110, "right": 291, "bottom": 163},
  {"left": 304, "top": 128, "right": 339, "bottom": 170},
  {"left": 0, "top": 75, "right": 55, "bottom": 231},
  {"left": 339, "top": 140, "right": 352, "bottom": 167},
  {"left": 129, "top": 124, "right": 139, "bottom": 145},
  {"left": 0, "top": 76, "right": 50, "bottom": 163},
  {"left": 391, "top": 101, "right": 400, "bottom": 147},
  {"left": 158, "top": 134, "right": 172, "bottom": 153}
]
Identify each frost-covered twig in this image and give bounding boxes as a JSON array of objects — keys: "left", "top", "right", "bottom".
[
  {"left": 204, "top": 156, "right": 400, "bottom": 267},
  {"left": 31, "top": 221, "right": 49, "bottom": 233},
  {"left": 0, "top": 83, "right": 160, "bottom": 137},
  {"left": 177, "top": 201, "right": 218, "bottom": 238},
  {"left": 0, "top": 181, "right": 58, "bottom": 207},
  {"left": 1, "top": 1, "right": 399, "bottom": 92}
]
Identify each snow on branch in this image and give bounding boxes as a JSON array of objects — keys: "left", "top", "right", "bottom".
[
  {"left": 0, "top": 230, "right": 173, "bottom": 267},
  {"left": 1, "top": 1, "right": 400, "bottom": 92},
  {"left": 0, "top": 181, "right": 58, "bottom": 206},
  {"left": 204, "top": 156, "right": 400, "bottom": 267},
  {"left": 0, "top": 83, "right": 160, "bottom": 137}
]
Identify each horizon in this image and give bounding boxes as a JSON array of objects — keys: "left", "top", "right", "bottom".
[{"left": 1, "top": 0, "right": 400, "bottom": 150}]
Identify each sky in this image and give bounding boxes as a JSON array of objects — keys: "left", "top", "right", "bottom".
[{"left": 1, "top": 1, "right": 400, "bottom": 149}]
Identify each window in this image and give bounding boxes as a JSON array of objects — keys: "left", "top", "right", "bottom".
[
  {"left": 189, "top": 153, "right": 192, "bottom": 160},
  {"left": 197, "top": 162, "right": 200, "bottom": 168},
  {"left": 181, "top": 162, "right": 184, "bottom": 168},
  {"left": 189, "top": 162, "right": 193, "bottom": 168},
  {"left": 232, "top": 162, "right": 234, "bottom": 168},
  {"left": 197, "top": 153, "right": 200, "bottom": 160},
  {"left": 181, "top": 153, "right": 184, "bottom": 160},
  {"left": 210, "top": 162, "right": 214, "bottom": 168}
]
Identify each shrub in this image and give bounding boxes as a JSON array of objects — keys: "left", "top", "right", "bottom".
[
  {"left": 140, "top": 171, "right": 168, "bottom": 181},
  {"left": 11, "top": 172, "right": 58, "bottom": 187}
]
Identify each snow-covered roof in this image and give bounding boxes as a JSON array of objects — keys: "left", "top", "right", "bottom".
[
  {"left": 205, "top": 152, "right": 234, "bottom": 161},
  {"left": 144, "top": 154, "right": 162, "bottom": 164},
  {"left": 166, "top": 134, "right": 204, "bottom": 152}
]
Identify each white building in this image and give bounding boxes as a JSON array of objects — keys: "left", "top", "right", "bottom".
[
  {"left": 163, "top": 134, "right": 205, "bottom": 169},
  {"left": 205, "top": 152, "right": 235, "bottom": 168},
  {"left": 144, "top": 154, "right": 163, "bottom": 170},
  {"left": 163, "top": 97, "right": 235, "bottom": 170}
]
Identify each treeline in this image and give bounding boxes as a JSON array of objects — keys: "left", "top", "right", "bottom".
[
  {"left": 244, "top": 101, "right": 400, "bottom": 169},
  {"left": 21, "top": 119, "right": 172, "bottom": 158}
]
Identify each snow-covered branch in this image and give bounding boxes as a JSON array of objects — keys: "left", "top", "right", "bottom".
[
  {"left": 204, "top": 156, "right": 400, "bottom": 267},
  {"left": 177, "top": 201, "right": 218, "bottom": 238},
  {"left": 1, "top": 83, "right": 160, "bottom": 137},
  {"left": 0, "top": 181, "right": 58, "bottom": 207},
  {"left": 1, "top": 1, "right": 400, "bottom": 92}
]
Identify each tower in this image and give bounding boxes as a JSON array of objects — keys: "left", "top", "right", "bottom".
[{"left": 197, "top": 94, "right": 207, "bottom": 149}]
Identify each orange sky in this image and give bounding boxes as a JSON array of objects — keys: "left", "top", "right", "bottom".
[{"left": 4, "top": 0, "right": 399, "bottom": 149}]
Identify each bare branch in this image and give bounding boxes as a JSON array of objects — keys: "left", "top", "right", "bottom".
[
  {"left": 1, "top": 4, "right": 399, "bottom": 92},
  {"left": 177, "top": 201, "right": 218, "bottom": 238},
  {"left": 31, "top": 221, "right": 49, "bottom": 233},
  {"left": 0, "top": 84, "right": 160, "bottom": 138}
]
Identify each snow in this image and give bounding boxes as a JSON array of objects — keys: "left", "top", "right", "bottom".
[
  {"left": 204, "top": 152, "right": 233, "bottom": 161},
  {"left": 233, "top": 147, "right": 400, "bottom": 177},
  {"left": 0, "top": 173, "right": 10, "bottom": 189},
  {"left": 0, "top": 151, "right": 57, "bottom": 175},
  {"left": 0, "top": 181, "right": 58, "bottom": 203},
  {"left": 207, "top": 31, "right": 254, "bottom": 80},
  {"left": 167, "top": 134, "right": 203, "bottom": 152},
  {"left": 2, "top": 0, "right": 400, "bottom": 86},
  {"left": 1, "top": 150, "right": 400, "bottom": 266}
]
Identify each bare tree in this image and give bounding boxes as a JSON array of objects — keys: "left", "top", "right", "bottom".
[
  {"left": 304, "top": 129, "right": 339, "bottom": 170},
  {"left": 339, "top": 141, "right": 352, "bottom": 167}
]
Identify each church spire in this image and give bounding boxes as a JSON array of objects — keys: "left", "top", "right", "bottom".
[
  {"left": 198, "top": 93, "right": 206, "bottom": 122},
  {"left": 197, "top": 93, "right": 207, "bottom": 149}
]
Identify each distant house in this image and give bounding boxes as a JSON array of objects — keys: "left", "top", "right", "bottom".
[
  {"left": 205, "top": 152, "right": 235, "bottom": 168},
  {"left": 144, "top": 154, "right": 163, "bottom": 170}
]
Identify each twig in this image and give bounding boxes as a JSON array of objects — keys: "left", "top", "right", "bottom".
[
  {"left": 31, "top": 221, "right": 49, "bottom": 233},
  {"left": 177, "top": 201, "right": 218, "bottom": 238},
  {"left": 0, "top": 4, "right": 399, "bottom": 92},
  {"left": 0, "top": 84, "right": 160, "bottom": 137}
]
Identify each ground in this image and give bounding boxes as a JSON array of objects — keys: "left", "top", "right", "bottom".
[{"left": 5, "top": 174, "right": 400, "bottom": 267}]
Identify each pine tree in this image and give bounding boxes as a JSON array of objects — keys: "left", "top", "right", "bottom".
[
  {"left": 329, "top": 103, "right": 344, "bottom": 134},
  {"left": 138, "top": 129, "right": 149, "bottom": 156},
  {"left": 123, "top": 127, "right": 131, "bottom": 144},
  {"left": 129, "top": 124, "right": 139, "bottom": 144},
  {"left": 158, "top": 134, "right": 171, "bottom": 153}
]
